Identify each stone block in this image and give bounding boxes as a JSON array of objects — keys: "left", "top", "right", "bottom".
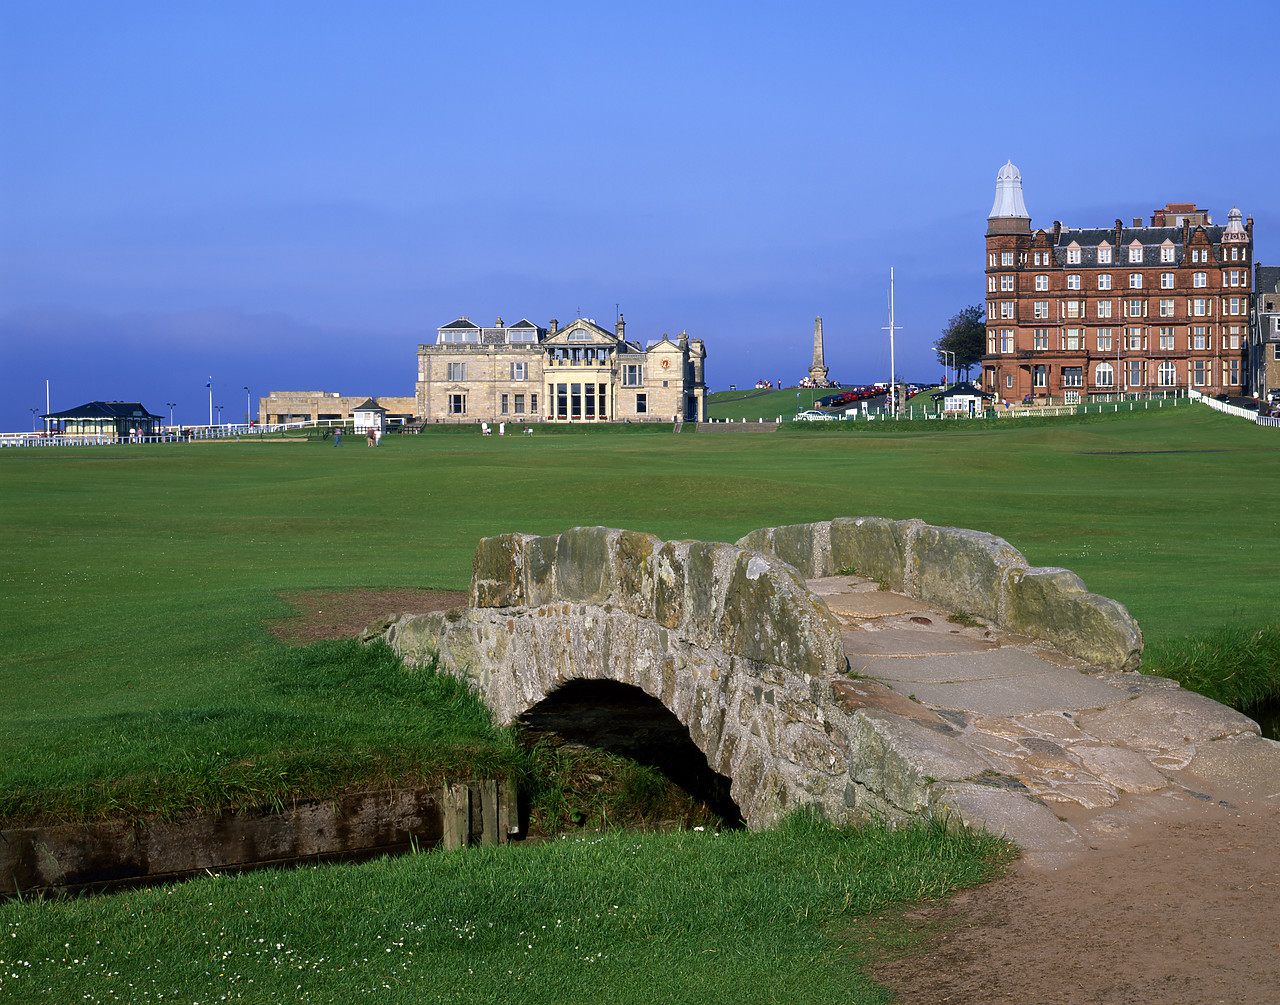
[
  {"left": 844, "top": 517, "right": 923, "bottom": 590},
  {"left": 908, "top": 525, "right": 1027, "bottom": 622},
  {"left": 654, "top": 541, "right": 687, "bottom": 629},
  {"left": 735, "top": 526, "right": 774, "bottom": 555},
  {"left": 608, "top": 530, "right": 661, "bottom": 619},
  {"left": 552, "top": 526, "right": 613, "bottom": 604},
  {"left": 719, "top": 551, "right": 844, "bottom": 678},
  {"left": 1007, "top": 567, "right": 1143, "bottom": 671},
  {"left": 471, "top": 533, "right": 528, "bottom": 608},
  {"left": 769, "top": 522, "right": 834, "bottom": 578},
  {"left": 521, "top": 534, "right": 559, "bottom": 608},
  {"left": 846, "top": 708, "right": 993, "bottom": 816},
  {"left": 685, "top": 541, "right": 735, "bottom": 645}
]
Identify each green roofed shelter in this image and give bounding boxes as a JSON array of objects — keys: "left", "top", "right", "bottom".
[{"left": 41, "top": 401, "right": 164, "bottom": 440}]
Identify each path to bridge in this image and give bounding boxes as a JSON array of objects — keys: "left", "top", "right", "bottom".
[{"left": 808, "top": 574, "right": 1279, "bottom": 872}]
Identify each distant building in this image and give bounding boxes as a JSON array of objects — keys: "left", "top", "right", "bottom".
[
  {"left": 257, "top": 392, "right": 416, "bottom": 427},
  {"left": 416, "top": 315, "right": 707, "bottom": 423},
  {"left": 41, "top": 401, "right": 163, "bottom": 439},
  {"left": 1251, "top": 265, "right": 1280, "bottom": 401},
  {"left": 983, "top": 161, "right": 1252, "bottom": 401},
  {"left": 931, "top": 381, "right": 994, "bottom": 416}
]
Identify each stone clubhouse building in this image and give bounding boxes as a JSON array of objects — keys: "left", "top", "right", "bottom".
[
  {"left": 259, "top": 314, "right": 708, "bottom": 427},
  {"left": 418, "top": 314, "right": 707, "bottom": 424}
]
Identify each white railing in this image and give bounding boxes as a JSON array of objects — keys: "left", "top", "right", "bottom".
[
  {"left": 0, "top": 423, "right": 296, "bottom": 447},
  {"left": 1187, "top": 388, "right": 1267, "bottom": 422}
]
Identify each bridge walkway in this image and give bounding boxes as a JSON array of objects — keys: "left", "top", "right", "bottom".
[{"left": 807, "top": 575, "right": 1280, "bottom": 871}]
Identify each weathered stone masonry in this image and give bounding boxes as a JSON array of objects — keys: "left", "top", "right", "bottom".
[
  {"left": 374, "top": 520, "right": 1144, "bottom": 830},
  {"left": 738, "top": 517, "right": 1142, "bottom": 672}
]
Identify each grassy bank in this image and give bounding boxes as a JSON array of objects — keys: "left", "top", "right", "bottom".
[
  {"left": 4, "top": 405, "right": 1280, "bottom": 821},
  {"left": 0, "top": 813, "right": 1012, "bottom": 1004},
  {"left": 0, "top": 640, "right": 526, "bottom": 826}
]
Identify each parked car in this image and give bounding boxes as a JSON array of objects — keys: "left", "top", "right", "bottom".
[{"left": 795, "top": 409, "right": 837, "bottom": 421}]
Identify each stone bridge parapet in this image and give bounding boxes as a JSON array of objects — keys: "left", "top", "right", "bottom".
[
  {"left": 377, "top": 526, "right": 859, "bottom": 829},
  {"left": 372, "top": 520, "right": 1146, "bottom": 834},
  {"left": 738, "top": 517, "right": 1142, "bottom": 671}
]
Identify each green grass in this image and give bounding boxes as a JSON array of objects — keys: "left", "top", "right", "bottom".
[
  {"left": 4, "top": 404, "right": 1280, "bottom": 821},
  {"left": 0, "top": 812, "right": 1012, "bottom": 1004},
  {"left": 1141, "top": 622, "right": 1280, "bottom": 711},
  {"left": 0, "top": 640, "right": 525, "bottom": 825}
]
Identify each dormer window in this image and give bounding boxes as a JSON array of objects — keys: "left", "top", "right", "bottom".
[
  {"left": 1160, "top": 243, "right": 1175, "bottom": 263},
  {"left": 1067, "top": 245, "right": 1081, "bottom": 264},
  {"left": 1128, "top": 244, "right": 1143, "bottom": 263},
  {"left": 1098, "top": 245, "right": 1112, "bottom": 264}
]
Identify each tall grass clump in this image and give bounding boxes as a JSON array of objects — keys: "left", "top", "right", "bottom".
[{"left": 1141, "top": 621, "right": 1280, "bottom": 712}]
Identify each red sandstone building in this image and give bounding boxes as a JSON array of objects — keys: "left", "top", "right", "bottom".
[{"left": 983, "top": 162, "right": 1253, "bottom": 402}]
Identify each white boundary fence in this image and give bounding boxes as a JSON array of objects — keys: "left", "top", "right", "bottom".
[{"left": 1186, "top": 388, "right": 1279, "bottom": 426}]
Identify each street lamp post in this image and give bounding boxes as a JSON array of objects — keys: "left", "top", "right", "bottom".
[
  {"left": 216, "top": 404, "right": 223, "bottom": 425},
  {"left": 29, "top": 407, "right": 37, "bottom": 431},
  {"left": 167, "top": 402, "right": 176, "bottom": 428},
  {"left": 243, "top": 386, "right": 251, "bottom": 427}
]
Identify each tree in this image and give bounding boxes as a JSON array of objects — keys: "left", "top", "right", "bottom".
[{"left": 935, "top": 305, "right": 986, "bottom": 381}]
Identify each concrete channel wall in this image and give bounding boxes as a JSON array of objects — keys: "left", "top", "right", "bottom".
[{"left": 1, "top": 780, "right": 515, "bottom": 898}]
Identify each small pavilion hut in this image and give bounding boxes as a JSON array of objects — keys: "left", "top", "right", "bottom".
[
  {"left": 352, "top": 398, "right": 387, "bottom": 433},
  {"left": 41, "top": 401, "right": 164, "bottom": 440},
  {"left": 930, "top": 382, "right": 995, "bottom": 417}
]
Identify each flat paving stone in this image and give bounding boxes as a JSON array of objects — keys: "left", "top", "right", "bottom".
[
  {"left": 877, "top": 670, "right": 1130, "bottom": 718},
  {"left": 943, "top": 782, "right": 1088, "bottom": 869},
  {"left": 822, "top": 592, "right": 928, "bottom": 618},
  {"left": 1070, "top": 744, "right": 1169, "bottom": 794},
  {"left": 805, "top": 576, "right": 864, "bottom": 595},
  {"left": 869, "top": 648, "right": 1101, "bottom": 685},
  {"left": 796, "top": 575, "right": 1280, "bottom": 875},
  {"left": 1079, "top": 688, "right": 1261, "bottom": 749},
  {"left": 1179, "top": 733, "right": 1280, "bottom": 800},
  {"left": 842, "top": 629, "right": 996, "bottom": 657}
]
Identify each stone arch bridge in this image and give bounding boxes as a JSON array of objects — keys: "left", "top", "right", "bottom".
[{"left": 371, "top": 519, "right": 1145, "bottom": 832}]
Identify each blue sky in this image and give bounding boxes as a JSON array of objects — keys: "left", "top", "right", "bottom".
[{"left": 3, "top": 0, "right": 1278, "bottom": 428}]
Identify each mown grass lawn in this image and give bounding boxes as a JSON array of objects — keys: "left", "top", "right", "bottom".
[
  {"left": 3, "top": 404, "right": 1279, "bottom": 1002},
  {"left": 2, "top": 404, "right": 1280, "bottom": 823},
  {"left": 0, "top": 814, "right": 1011, "bottom": 1004}
]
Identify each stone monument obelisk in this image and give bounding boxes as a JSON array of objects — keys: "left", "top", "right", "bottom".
[{"left": 808, "top": 316, "right": 829, "bottom": 386}]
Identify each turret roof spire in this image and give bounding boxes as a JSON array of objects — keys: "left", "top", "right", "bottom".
[{"left": 989, "top": 160, "right": 1030, "bottom": 220}]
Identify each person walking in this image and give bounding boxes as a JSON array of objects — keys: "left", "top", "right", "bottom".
[{"left": 334, "top": 429, "right": 342, "bottom": 446}]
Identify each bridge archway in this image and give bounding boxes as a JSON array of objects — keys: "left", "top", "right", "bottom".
[{"left": 516, "top": 679, "right": 744, "bottom": 827}]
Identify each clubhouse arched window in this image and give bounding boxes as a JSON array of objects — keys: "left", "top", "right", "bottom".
[{"left": 1095, "top": 362, "right": 1114, "bottom": 387}]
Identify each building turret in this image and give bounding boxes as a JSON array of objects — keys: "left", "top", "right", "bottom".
[{"left": 987, "top": 160, "right": 1031, "bottom": 235}]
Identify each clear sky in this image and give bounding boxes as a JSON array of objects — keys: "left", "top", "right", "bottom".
[{"left": 3, "top": 0, "right": 1278, "bottom": 429}]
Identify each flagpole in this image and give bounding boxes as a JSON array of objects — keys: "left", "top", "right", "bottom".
[
  {"left": 882, "top": 269, "right": 900, "bottom": 417},
  {"left": 208, "top": 377, "right": 213, "bottom": 427}
]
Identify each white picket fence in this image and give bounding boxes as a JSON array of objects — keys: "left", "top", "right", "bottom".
[{"left": 1186, "top": 389, "right": 1278, "bottom": 425}]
